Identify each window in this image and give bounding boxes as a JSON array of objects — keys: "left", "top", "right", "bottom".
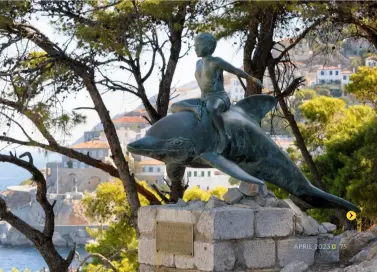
[
  {"left": 98, "top": 150, "right": 104, "bottom": 157},
  {"left": 149, "top": 167, "right": 153, "bottom": 172},
  {"left": 320, "top": 71, "right": 324, "bottom": 76},
  {"left": 188, "top": 172, "right": 192, "bottom": 177},
  {"left": 157, "top": 167, "right": 160, "bottom": 172},
  {"left": 142, "top": 167, "right": 146, "bottom": 172},
  {"left": 208, "top": 171, "right": 211, "bottom": 177},
  {"left": 336, "top": 71, "right": 339, "bottom": 75},
  {"left": 92, "top": 150, "right": 97, "bottom": 157},
  {"left": 80, "top": 162, "right": 85, "bottom": 169},
  {"left": 343, "top": 75, "right": 347, "bottom": 80},
  {"left": 194, "top": 171, "right": 197, "bottom": 177},
  {"left": 329, "top": 71, "right": 333, "bottom": 75},
  {"left": 201, "top": 171, "right": 204, "bottom": 177}
]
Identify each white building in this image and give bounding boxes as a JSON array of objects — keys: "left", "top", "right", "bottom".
[
  {"left": 179, "top": 168, "right": 230, "bottom": 190},
  {"left": 228, "top": 76, "right": 246, "bottom": 103},
  {"left": 341, "top": 70, "right": 353, "bottom": 88},
  {"left": 316, "top": 66, "right": 342, "bottom": 85},
  {"left": 135, "top": 159, "right": 166, "bottom": 186},
  {"left": 365, "top": 56, "right": 377, "bottom": 67},
  {"left": 315, "top": 66, "right": 355, "bottom": 90}
]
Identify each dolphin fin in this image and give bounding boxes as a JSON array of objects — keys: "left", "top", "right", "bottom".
[
  {"left": 199, "top": 152, "right": 265, "bottom": 185},
  {"left": 232, "top": 94, "right": 276, "bottom": 123},
  {"left": 299, "top": 185, "right": 361, "bottom": 212}
]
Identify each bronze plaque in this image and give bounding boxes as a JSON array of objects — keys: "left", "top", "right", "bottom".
[{"left": 156, "top": 221, "right": 194, "bottom": 256}]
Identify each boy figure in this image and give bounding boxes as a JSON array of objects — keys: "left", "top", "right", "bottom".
[{"left": 171, "top": 33, "right": 263, "bottom": 154}]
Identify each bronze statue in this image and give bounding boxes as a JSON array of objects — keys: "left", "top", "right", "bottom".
[
  {"left": 171, "top": 33, "right": 263, "bottom": 154},
  {"left": 127, "top": 34, "right": 360, "bottom": 212}
]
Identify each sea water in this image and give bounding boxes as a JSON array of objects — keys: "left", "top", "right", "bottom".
[{"left": 0, "top": 246, "right": 88, "bottom": 271}]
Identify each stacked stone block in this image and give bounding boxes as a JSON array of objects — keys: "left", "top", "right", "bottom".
[{"left": 138, "top": 203, "right": 319, "bottom": 271}]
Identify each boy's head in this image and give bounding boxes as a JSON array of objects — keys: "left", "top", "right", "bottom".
[{"left": 194, "top": 33, "right": 217, "bottom": 57}]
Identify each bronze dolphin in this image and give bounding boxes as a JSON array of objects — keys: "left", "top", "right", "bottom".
[{"left": 127, "top": 95, "right": 360, "bottom": 212}]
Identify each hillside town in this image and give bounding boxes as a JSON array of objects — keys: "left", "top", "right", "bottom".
[
  {"left": 2, "top": 37, "right": 376, "bottom": 231},
  {"left": 36, "top": 37, "right": 376, "bottom": 196},
  {"left": 3, "top": 1, "right": 377, "bottom": 271}
]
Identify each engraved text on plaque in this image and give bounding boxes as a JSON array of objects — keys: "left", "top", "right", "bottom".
[{"left": 156, "top": 221, "right": 194, "bottom": 256}]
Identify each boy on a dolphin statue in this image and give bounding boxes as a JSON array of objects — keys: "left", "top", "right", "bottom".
[{"left": 170, "top": 32, "right": 263, "bottom": 154}]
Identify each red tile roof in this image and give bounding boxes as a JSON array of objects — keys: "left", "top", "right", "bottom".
[
  {"left": 342, "top": 70, "right": 353, "bottom": 74},
  {"left": 319, "top": 66, "right": 340, "bottom": 70},
  {"left": 71, "top": 140, "right": 109, "bottom": 149},
  {"left": 138, "top": 159, "right": 165, "bottom": 165},
  {"left": 113, "top": 116, "right": 148, "bottom": 124}
]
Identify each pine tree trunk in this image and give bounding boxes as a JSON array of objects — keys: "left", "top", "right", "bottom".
[
  {"left": 37, "top": 240, "right": 71, "bottom": 272},
  {"left": 170, "top": 180, "right": 185, "bottom": 203}
]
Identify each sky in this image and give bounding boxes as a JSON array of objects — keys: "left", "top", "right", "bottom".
[
  {"left": 29, "top": 16, "right": 245, "bottom": 142},
  {"left": 0, "top": 14, "right": 245, "bottom": 164}
]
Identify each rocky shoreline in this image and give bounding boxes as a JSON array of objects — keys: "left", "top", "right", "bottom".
[
  {"left": 0, "top": 221, "right": 103, "bottom": 247},
  {"left": 0, "top": 185, "right": 103, "bottom": 247}
]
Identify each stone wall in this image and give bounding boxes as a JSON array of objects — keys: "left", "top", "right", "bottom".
[{"left": 138, "top": 199, "right": 322, "bottom": 271}]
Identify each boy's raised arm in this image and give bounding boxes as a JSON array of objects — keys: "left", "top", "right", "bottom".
[{"left": 214, "top": 57, "right": 263, "bottom": 88}]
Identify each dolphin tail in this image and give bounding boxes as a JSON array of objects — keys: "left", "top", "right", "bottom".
[{"left": 299, "top": 185, "right": 360, "bottom": 212}]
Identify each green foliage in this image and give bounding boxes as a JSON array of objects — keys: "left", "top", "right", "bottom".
[
  {"left": 300, "top": 96, "right": 345, "bottom": 123},
  {"left": 262, "top": 112, "right": 293, "bottom": 136},
  {"left": 83, "top": 179, "right": 158, "bottom": 271},
  {"left": 67, "top": 160, "right": 73, "bottom": 168},
  {"left": 266, "top": 183, "right": 289, "bottom": 199},
  {"left": 350, "top": 56, "right": 362, "bottom": 68},
  {"left": 208, "top": 187, "right": 228, "bottom": 200},
  {"left": 182, "top": 186, "right": 228, "bottom": 202},
  {"left": 82, "top": 181, "right": 227, "bottom": 271},
  {"left": 295, "top": 96, "right": 377, "bottom": 228},
  {"left": 346, "top": 66, "right": 377, "bottom": 110},
  {"left": 317, "top": 88, "right": 331, "bottom": 97},
  {"left": 228, "top": 177, "right": 240, "bottom": 186},
  {"left": 291, "top": 89, "right": 318, "bottom": 120},
  {"left": 19, "top": 179, "right": 33, "bottom": 186},
  {"left": 10, "top": 269, "right": 31, "bottom": 272}
]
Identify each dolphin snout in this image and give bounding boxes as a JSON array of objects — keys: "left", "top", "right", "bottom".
[{"left": 127, "top": 136, "right": 157, "bottom": 154}]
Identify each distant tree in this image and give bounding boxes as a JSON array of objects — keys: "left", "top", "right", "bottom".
[
  {"left": 346, "top": 66, "right": 377, "bottom": 110},
  {"left": 67, "top": 161, "right": 73, "bottom": 169},
  {"left": 291, "top": 89, "right": 318, "bottom": 120},
  {"left": 317, "top": 88, "right": 331, "bottom": 97},
  {"left": 182, "top": 186, "right": 227, "bottom": 202},
  {"left": 19, "top": 179, "right": 33, "bottom": 186},
  {"left": 82, "top": 180, "right": 160, "bottom": 271},
  {"left": 350, "top": 56, "right": 363, "bottom": 68},
  {"left": 82, "top": 180, "right": 225, "bottom": 270},
  {"left": 295, "top": 96, "right": 377, "bottom": 230}
]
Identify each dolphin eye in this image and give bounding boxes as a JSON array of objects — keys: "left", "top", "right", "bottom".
[
  {"left": 164, "top": 137, "right": 191, "bottom": 149},
  {"left": 172, "top": 139, "right": 183, "bottom": 146}
]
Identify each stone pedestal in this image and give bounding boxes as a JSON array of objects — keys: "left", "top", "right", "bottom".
[{"left": 138, "top": 201, "right": 320, "bottom": 271}]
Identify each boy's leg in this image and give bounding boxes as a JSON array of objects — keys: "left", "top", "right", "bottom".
[
  {"left": 171, "top": 98, "right": 202, "bottom": 119},
  {"left": 206, "top": 97, "right": 230, "bottom": 154}
]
